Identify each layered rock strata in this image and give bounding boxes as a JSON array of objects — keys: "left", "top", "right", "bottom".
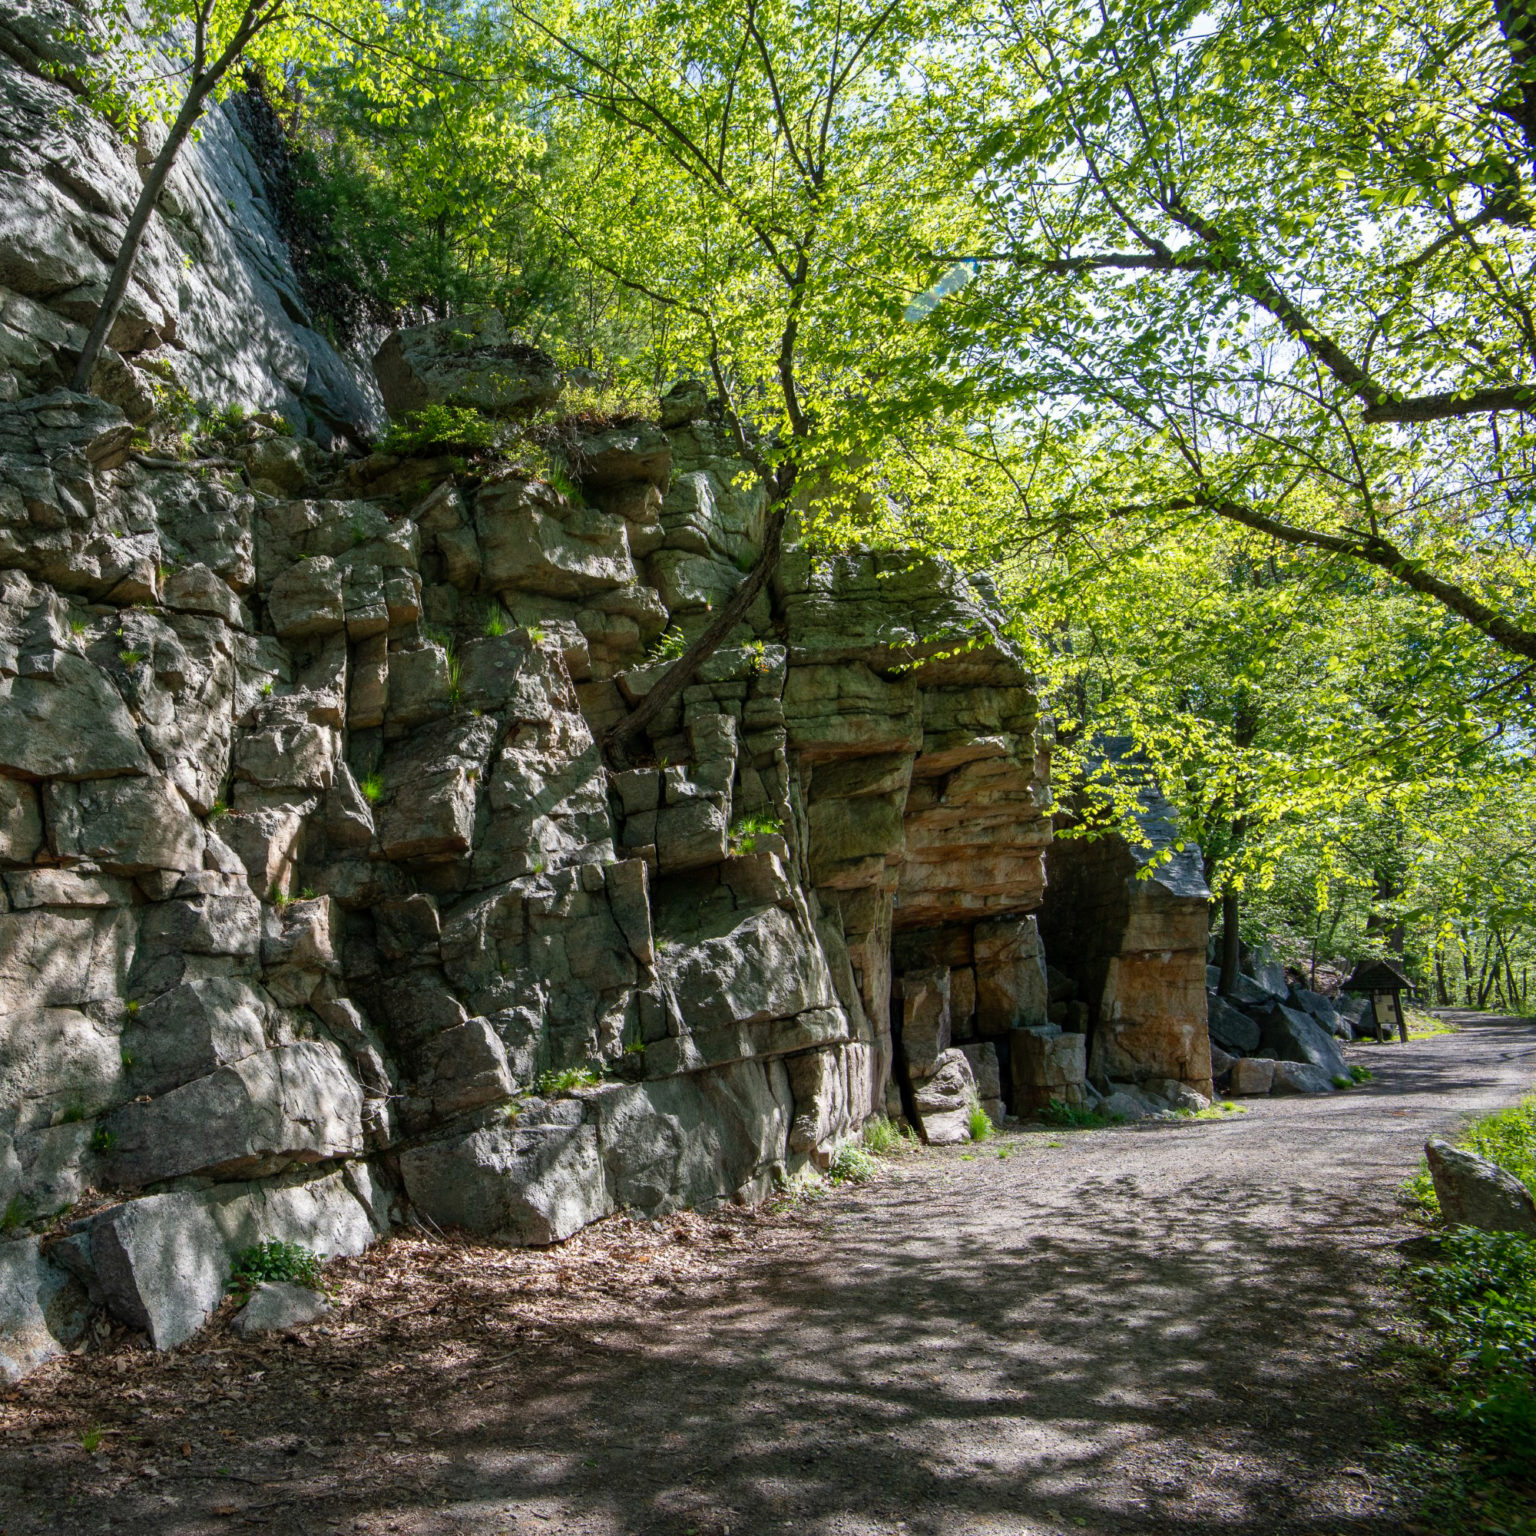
[
  {"left": 1037, "top": 750, "right": 1214, "bottom": 1098},
  {"left": 0, "top": 320, "right": 1057, "bottom": 1376}
]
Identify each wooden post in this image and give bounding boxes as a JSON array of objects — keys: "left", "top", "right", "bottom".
[{"left": 1393, "top": 991, "right": 1408, "bottom": 1043}]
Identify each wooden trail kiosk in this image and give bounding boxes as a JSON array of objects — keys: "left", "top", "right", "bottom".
[{"left": 1344, "top": 957, "right": 1412, "bottom": 1043}]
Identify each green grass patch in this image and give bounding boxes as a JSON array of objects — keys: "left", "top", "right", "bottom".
[
  {"left": 1036, "top": 1097, "right": 1113, "bottom": 1129},
  {"left": 967, "top": 1097, "right": 995, "bottom": 1142},
  {"left": 828, "top": 1142, "right": 879, "bottom": 1185}
]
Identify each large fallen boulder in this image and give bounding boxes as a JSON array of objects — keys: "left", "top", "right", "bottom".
[
  {"left": 912, "top": 1049, "right": 978, "bottom": 1145},
  {"left": 1207, "top": 992, "right": 1261, "bottom": 1056},
  {"left": 1257, "top": 1003, "right": 1348, "bottom": 1081},
  {"left": 1426, "top": 1137, "right": 1536, "bottom": 1235}
]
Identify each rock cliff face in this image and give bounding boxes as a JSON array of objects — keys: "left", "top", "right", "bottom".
[
  {"left": 0, "top": 305, "right": 1060, "bottom": 1377},
  {"left": 0, "top": 14, "right": 1212, "bottom": 1380},
  {"left": 0, "top": 1, "right": 379, "bottom": 440},
  {"left": 1037, "top": 750, "right": 1214, "bottom": 1098}
]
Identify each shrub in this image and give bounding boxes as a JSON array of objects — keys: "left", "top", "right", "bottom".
[
  {"left": 380, "top": 404, "right": 497, "bottom": 456},
  {"left": 828, "top": 1142, "right": 879, "bottom": 1184},
  {"left": 229, "top": 1240, "right": 325, "bottom": 1296}
]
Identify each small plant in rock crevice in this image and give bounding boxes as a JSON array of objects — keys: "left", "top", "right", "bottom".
[
  {"left": 646, "top": 626, "right": 687, "bottom": 662},
  {"left": 967, "top": 1096, "right": 995, "bottom": 1142},
  {"left": 228, "top": 1240, "right": 326, "bottom": 1298},
  {"left": 534, "top": 1066, "right": 602, "bottom": 1095},
  {"left": 728, "top": 813, "right": 781, "bottom": 855},
  {"left": 359, "top": 772, "right": 384, "bottom": 804},
  {"left": 89, "top": 1125, "right": 116, "bottom": 1154},
  {"left": 483, "top": 608, "right": 508, "bottom": 637}
]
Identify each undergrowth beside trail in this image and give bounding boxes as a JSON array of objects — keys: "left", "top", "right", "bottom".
[{"left": 1397, "top": 1096, "right": 1536, "bottom": 1533}]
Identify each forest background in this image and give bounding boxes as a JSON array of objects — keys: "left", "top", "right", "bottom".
[{"left": 82, "top": 0, "right": 1536, "bottom": 1009}]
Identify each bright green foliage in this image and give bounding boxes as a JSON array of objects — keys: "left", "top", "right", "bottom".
[
  {"left": 862, "top": 1115, "right": 904, "bottom": 1155},
  {"left": 967, "top": 1098, "right": 994, "bottom": 1142},
  {"left": 1413, "top": 1229, "right": 1536, "bottom": 1470},
  {"left": 925, "top": 0, "right": 1536, "bottom": 664},
  {"left": 229, "top": 1240, "right": 325, "bottom": 1295},
  {"left": 534, "top": 1065, "right": 602, "bottom": 1094},
  {"left": 645, "top": 627, "right": 687, "bottom": 663},
  {"left": 727, "top": 814, "right": 781, "bottom": 855},
  {"left": 827, "top": 1142, "right": 879, "bottom": 1184},
  {"left": 359, "top": 772, "right": 384, "bottom": 804},
  {"left": 379, "top": 405, "right": 498, "bottom": 457}
]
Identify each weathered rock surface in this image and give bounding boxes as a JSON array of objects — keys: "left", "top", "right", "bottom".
[
  {"left": 0, "top": 2, "right": 378, "bottom": 437},
  {"left": 1426, "top": 1137, "right": 1536, "bottom": 1234},
  {"left": 0, "top": 239, "right": 1214, "bottom": 1377},
  {"left": 1039, "top": 745, "right": 1213, "bottom": 1097},
  {"left": 232, "top": 1280, "right": 332, "bottom": 1336}
]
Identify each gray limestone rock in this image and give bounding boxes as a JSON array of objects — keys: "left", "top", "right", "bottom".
[
  {"left": 900, "top": 968, "right": 951, "bottom": 1080},
  {"left": 83, "top": 1167, "right": 384, "bottom": 1350},
  {"left": 1426, "top": 1137, "right": 1536, "bottom": 1235},
  {"left": 0, "top": 652, "right": 151, "bottom": 779},
  {"left": 399, "top": 1105, "right": 611, "bottom": 1244},
  {"left": 0, "top": 1235, "right": 92, "bottom": 1383},
  {"left": 104, "top": 1041, "right": 364, "bottom": 1186},
  {"left": 589, "top": 1059, "right": 794, "bottom": 1213},
  {"left": 911, "top": 1048, "right": 978, "bottom": 1145},
  {"left": 1258, "top": 1004, "right": 1348, "bottom": 1082},
  {"left": 122, "top": 978, "right": 270, "bottom": 1098},
  {"left": 44, "top": 773, "right": 204, "bottom": 874},
  {"left": 374, "top": 716, "right": 497, "bottom": 863},
  {"left": 1269, "top": 1059, "right": 1336, "bottom": 1095},
  {"left": 1207, "top": 992, "right": 1262, "bottom": 1056},
  {"left": 232, "top": 1280, "right": 331, "bottom": 1336},
  {"left": 476, "top": 478, "right": 635, "bottom": 599},
  {"left": 373, "top": 315, "right": 559, "bottom": 420}
]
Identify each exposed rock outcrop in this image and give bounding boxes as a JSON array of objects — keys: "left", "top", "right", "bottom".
[
  {"left": 0, "top": 1, "right": 379, "bottom": 439},
  {"left": 0, "top": 301, "right": 1070, "bottom": 1372},
  {"left": 1037, "top": 744, "right": 1214, "bottom": 1099}
]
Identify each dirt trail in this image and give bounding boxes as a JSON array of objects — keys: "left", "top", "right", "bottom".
[{"left": 3, "top": 1015, "right": 1534, "bottom": 1536}]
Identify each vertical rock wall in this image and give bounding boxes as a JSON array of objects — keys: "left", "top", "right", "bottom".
[
  {"left": 1037, "top": 751, "right": 1214, "bottom": 1097},
  {"left": 0, "top": 0, "right": 379, "bottom": 439},
  {"left": 0, "top": 316, "right": 1056, "bottom": 1375}
]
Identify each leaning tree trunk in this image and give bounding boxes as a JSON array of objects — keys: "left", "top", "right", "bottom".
[
  {"left": 71, "top": 4, "right": 272, "bottom": 393},
  {"left": 604, "top": 504, "right": 786, "bottom": 767},
  {"left": 1217, "top": 884, "right": 1242, "bottom": 996}
]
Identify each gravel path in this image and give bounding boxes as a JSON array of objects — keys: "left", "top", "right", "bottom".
[{"left": 3, "top": 1014, "right": 1533, "bottom": 1536}]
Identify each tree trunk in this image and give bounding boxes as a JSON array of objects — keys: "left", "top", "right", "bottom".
[
  {"left": 70, "top": 2, "right": 273, "bottom": 393},
  {"left": 70, "top": 87, "right": 211, "bottom": 392},
  {"left": 1218, "top": 884, "right": 1241, "bottom": 995},
  {"left": 605, "top": 504, "right": 786, "bottom": 767}
]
